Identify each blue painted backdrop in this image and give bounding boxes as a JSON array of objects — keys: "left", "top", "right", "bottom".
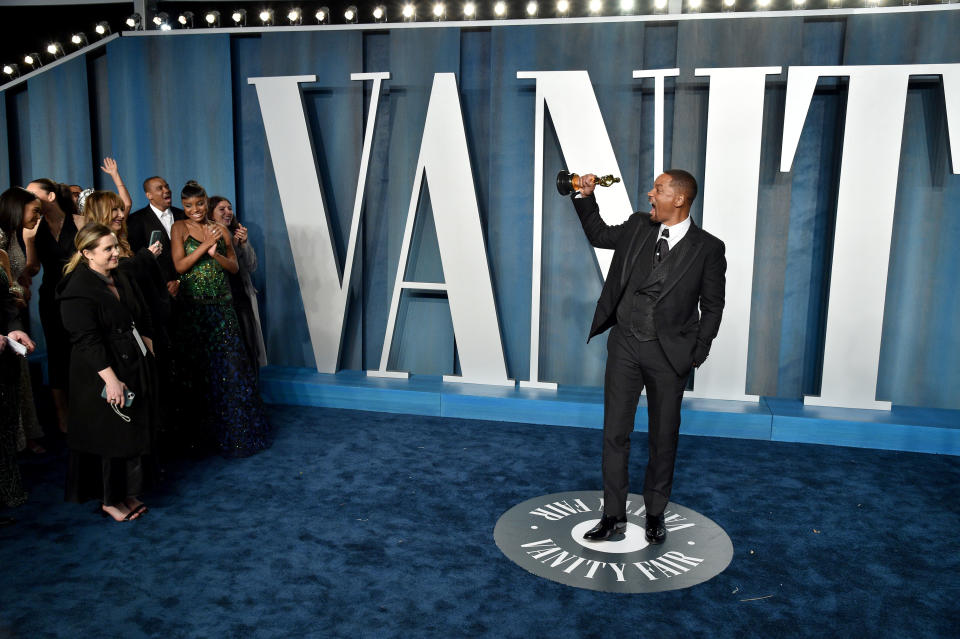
[{"left": 2, "top": 11, "right": 959, "bottom": 409}]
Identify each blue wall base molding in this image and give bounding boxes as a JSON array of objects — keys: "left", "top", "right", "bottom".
[
  {"left": 766, "top": 398, "right": 960, "bottom": 456},
  {"left": 259, "top": 367, "right": 960, "bottom": 456}
]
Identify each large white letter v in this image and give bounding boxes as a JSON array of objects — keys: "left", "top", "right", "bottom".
[{"left": 248, "top": 72, "right": 389, "bottom": 374}]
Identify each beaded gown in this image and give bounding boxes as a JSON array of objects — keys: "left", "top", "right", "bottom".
[{"left": 173, "top": 235, "right": 271, "bottom": 457}]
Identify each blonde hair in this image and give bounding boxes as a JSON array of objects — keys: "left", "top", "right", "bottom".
[
  {"left": 63, "top": 222, "right": 115, "bottom": 275},
  {"left": 83, "top": 191, "right": 132, "bottom": 257}
]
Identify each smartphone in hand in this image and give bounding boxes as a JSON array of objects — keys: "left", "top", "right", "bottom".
[
  {"left": 101, "top": 385, "right": 135, "bottom": 407},
  {"left": 149, "top": 230, "right": 162, "bottom": 246}
]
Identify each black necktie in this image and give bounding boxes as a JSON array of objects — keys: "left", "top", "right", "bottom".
[{"left": 656, "top": 228, "right": 670, "bottom": 263}]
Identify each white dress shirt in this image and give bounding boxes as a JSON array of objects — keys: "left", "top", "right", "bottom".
[{"left": 149, "top": 203, "right": 174, "bottom": 238}]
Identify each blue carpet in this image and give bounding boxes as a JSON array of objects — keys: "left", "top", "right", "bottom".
[{"left": 1, "top": 405, "right": 958, "bottom": 638}]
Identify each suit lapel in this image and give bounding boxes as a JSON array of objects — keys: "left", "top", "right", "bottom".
[
  {"left": 147, "top": 212, "right": 164, "bottom": 233},
  {"left": 658, "top": 222, "right": 704, "bottom": 301}
]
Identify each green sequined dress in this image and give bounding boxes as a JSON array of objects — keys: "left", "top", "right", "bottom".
[{"left": 172, "top": 235, "right": 271, "bottom": 457}]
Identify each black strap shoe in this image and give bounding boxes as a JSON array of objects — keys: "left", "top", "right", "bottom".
[
  {"left": 583, "top": 515, "right": 627, "bottom": 541},
  {"left": 645, "top": 513, "right": 666, "bottom": 544}
]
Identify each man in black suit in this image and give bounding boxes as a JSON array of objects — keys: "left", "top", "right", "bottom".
[
  {"left": 126, "top": 176, "right": 185, "bottom": 298},
  {"left": 573, "top": 169, "right": 726, "bottom": 545},
  {"left": 126, "top": 176, "right": 186, "bottom": 458}
]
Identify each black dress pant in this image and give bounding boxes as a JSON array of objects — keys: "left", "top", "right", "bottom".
[
  {"left": 65, "top": 452, "right": 144, "bottom": 505},
  {"left": 602, "top": 325, "right": 689, "bottom": 519}
]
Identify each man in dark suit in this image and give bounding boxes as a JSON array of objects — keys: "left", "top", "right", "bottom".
[
  {"left": 573, "top": 169, "right": 726, "bottom": 545},
  {"left": 126, "top": 176, "right": 186, "bottom": 458},
  {"left": 126, "top": 176, "right": 185, "bottom": 298}
]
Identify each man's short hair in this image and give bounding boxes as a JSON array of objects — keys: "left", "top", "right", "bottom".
[
  {"left": 664, "top": 169, "right": 698, "bottom": 206},
  {"left": 142, "top": 176, "right": 163, "bottom": 193}
]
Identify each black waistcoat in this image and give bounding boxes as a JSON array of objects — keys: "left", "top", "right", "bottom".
[{"left": 616, "top": 234, "right": 679, "bottom": 341}]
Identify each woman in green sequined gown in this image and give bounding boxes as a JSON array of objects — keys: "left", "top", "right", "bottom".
[{"left": 170, "top": 182, "right": 270, "bottom": 457}]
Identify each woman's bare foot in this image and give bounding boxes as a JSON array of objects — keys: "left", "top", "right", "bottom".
[{"left": 101, "top": 503, "right": 140, "bottom": 522}]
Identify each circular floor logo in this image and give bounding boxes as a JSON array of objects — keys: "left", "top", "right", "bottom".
[{"left": 494, "top": 491, "right": 733, "bottom": 593}]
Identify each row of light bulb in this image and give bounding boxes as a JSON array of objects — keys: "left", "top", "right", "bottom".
[
  {"left": 140, "top": 0, "right": 865, "bottom": 29},
  {"left": 2, "top": 0, "right": 890, "bottom": 80}
]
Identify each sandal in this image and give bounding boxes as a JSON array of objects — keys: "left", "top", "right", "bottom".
[{"left": 125, "top": 498, "right": 148, "bottom": 516}]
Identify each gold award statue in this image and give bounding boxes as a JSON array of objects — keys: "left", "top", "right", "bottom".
[{"left": 556, "top": 170, "right": 621, "bottom": 196}]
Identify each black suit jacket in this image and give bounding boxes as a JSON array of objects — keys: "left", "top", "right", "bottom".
[
  {"left": 127, "top": 205, "right": 186, "bottom": 283},
  {"left": 573, "top": 194, "right": 726, "bottom": 375}
]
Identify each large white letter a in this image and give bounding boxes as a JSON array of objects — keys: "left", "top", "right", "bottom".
[{"left": 368, "top": 73, "right": 513, "bottom": 386}]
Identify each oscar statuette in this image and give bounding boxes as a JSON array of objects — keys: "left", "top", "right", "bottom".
[{"left": 556, "top": 170, "right": 621, "bottom": 196}]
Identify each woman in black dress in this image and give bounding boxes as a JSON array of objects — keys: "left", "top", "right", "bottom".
[
  {"left": 1, "top": 250, "right": 36, "bottom": 524},
  {"left": 0, "top": 187, "right": 45, "bottom": 453},
  {"left": 24, "top": 179, "right": 85, "bottom": 434},
  {"left": 58, "top": 223, "right": 159, "bottom": 521}
]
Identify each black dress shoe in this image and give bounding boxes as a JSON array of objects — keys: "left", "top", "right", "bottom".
[
  {"left": 583, "top": 515, "right": 627, "bottom": 541},
  {"left": 645, "top": 514, "right": 666, "bottom": 544}
]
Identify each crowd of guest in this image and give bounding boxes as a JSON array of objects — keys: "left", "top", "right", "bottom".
[{"left": 0, "top": 159, "right": 270, "bottom": 526}]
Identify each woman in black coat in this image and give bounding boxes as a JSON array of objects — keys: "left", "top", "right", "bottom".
[{"left": 58, "top": 223, "right": 159, "bottom": 522}]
